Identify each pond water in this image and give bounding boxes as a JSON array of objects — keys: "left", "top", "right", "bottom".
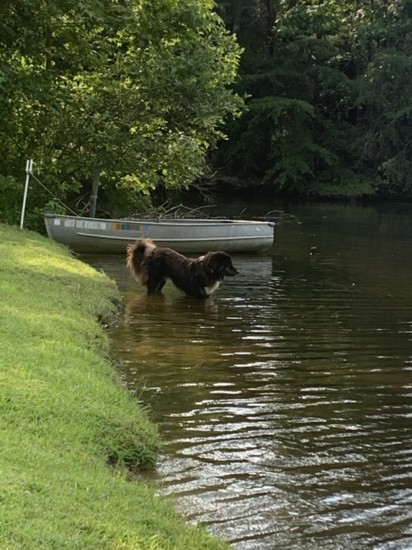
[{"left": 86, "top": 201, "right": 412, "bottom": 549}]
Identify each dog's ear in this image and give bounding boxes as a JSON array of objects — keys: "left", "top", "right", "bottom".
[{"left": 202, "top": 252, "right": 222, "bottom": 275}]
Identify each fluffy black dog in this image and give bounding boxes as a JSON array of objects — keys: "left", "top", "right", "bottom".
[{"left": 126, "top": 238, "right": 238, "bottom": 298}]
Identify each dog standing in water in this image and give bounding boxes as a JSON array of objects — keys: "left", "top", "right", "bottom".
[{"left": 126, "top": 238, "right": 238, "bottom": 298}]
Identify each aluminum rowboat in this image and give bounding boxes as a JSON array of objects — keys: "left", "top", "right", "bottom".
[{"left": 44, "top": 213, "right": 274, "bottom": 254}]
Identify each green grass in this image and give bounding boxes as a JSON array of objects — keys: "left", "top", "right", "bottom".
[{"left": 0, "top": 224, "right": 228, "bottom": 549}]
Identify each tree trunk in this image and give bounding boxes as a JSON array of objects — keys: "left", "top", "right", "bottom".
[
  {"left": 89, "top": 169, "right": 100, "bottom": 217},
  {"left": 267, "top": 0, "right": 276, "bottom": 56}
]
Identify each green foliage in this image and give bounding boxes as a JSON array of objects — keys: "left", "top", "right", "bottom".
[
  {"left": 0, "top": 0, "right": 242, "bottom": 226},
  {"left": 380, "top": 155, "right": 412, "bottom": 193},
  {"left": 213, "top": 0, "right": 412, "bottom": 198},
  {"left": 307, "top": 170, "right": 378, "bottom": 198},
  {"left": 0, "top": 175, "right": 23, "bottom": 225},
  {"left": 358, "top": 50, "right": 412, "bottom": 192}
]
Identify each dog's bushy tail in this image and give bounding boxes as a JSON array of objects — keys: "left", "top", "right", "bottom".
[{"left": 126, "top": 238, "right": 156, "bottom": 284}]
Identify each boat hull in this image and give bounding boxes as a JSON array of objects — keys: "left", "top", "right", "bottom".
[{"left": 44, "top": 213, "right": 275, "bottom": 254}]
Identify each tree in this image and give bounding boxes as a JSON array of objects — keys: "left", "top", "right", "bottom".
[
  {"left": 214, "top": 0, "right": 361, "bottom": 195},
  {"left": 354, "top": 1, "right": 412, "bottom": 193},
  {"left": 0, "top": 0, "right": 242, "bottom": 226}
]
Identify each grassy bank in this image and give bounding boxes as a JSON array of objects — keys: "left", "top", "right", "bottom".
[{"left": 0, "top": 225, "right": 228, "bottom": 549}]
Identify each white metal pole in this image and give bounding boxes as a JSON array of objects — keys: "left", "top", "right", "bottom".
[{"left": 20, "top": 159, "right": 34, "bottom": 229}]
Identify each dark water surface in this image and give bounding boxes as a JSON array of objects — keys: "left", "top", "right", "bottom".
[{"left": 86, "top": 202, "right": 412, "bottom": 549}]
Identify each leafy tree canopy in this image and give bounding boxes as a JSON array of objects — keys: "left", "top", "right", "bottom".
[{"left": 0, "top": 0, "right": 242, "bottom": 225}]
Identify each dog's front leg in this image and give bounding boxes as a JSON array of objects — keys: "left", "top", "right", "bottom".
[{"left": 147, "top": 277, "right": 166, "bottom": 294}]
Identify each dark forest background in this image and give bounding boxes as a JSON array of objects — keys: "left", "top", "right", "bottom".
[{"left": 212, "top": 0, "right": 412, "bottom": 200}]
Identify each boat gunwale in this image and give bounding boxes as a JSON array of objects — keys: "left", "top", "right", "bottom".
[{"left": 43, "top": 212, "right": 275, "bottom": 228}]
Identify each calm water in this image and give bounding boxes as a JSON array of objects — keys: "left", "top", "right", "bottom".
[{"left": 87, "top": 202, "right": 412, "bottom": 549}]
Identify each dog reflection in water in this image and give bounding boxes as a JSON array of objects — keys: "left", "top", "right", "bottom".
[{"left": 126, "top": 238, "right": 238, "bottom": 298}]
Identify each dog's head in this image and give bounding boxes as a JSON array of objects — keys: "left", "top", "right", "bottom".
[{"left": 202, "top": 251, "right": 238, "bottom": 280}]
